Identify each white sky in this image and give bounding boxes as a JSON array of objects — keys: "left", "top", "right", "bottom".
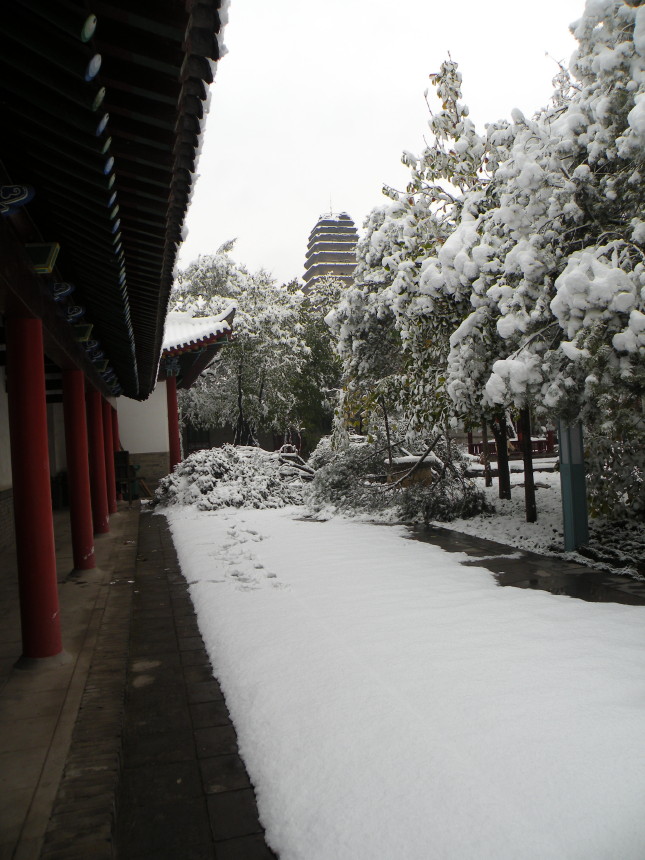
[{"left": 178, "top": 0, "right": 586, "bottom": 284}]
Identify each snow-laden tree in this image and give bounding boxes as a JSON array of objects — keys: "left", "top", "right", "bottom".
[
  {"left": 172, "top": 246, "right": 311, "bottom": 445},
  {"left": 329, "top": 0, "right": 644, "bottom": 521},
  {"left": 385, "top": 59, "right": 494, "bottom": 436},
  {"left": 442, "top": 0, "right": 645, "bottom": 516},
  {"left": 290, "top": 275, "right": 344, "bottom": 449},
  {"left": 330, "top": 60, "right": 494, "bottom": 451},
  {"left": 326, "top": 206, "right": 410, "bottom": 447}
]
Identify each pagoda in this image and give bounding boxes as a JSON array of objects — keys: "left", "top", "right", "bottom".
[{"left": 303, "top": 211, "right": 358, "bottom": 290}]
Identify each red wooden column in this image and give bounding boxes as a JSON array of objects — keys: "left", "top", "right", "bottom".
[
  {"left": 111, "top": 405, "right": 120, "bottom": 451},
  {"left": 6, "top": 317, "right": 63, "bottom": 658},
  {"left": 166, "top": 375, "right": 181, "bottom": 471},
  {"left": 86, "top": 386, "right": 109, "bottom": 534},
  {"left": 111, "top": 406, "right": 122, "bottom": 499},
  {"left": 102, "top": 398, "right": 117, "bottom": 513},
  {"left": 62, "top": 370, "right": 96, "bottom": 571}
]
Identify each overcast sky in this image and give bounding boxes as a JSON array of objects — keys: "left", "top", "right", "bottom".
[{"left": 178, "top": 0, "right": 586, "bottom": 284}]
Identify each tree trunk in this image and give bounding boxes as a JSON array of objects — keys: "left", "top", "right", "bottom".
[
  {"left": 257, "top": 372, "right": 265, "bottom": 410},
  {"left": 481, "top": 418, "right": 493, "bottom": 488},
  {"left": 235, "top": 370, "right": 245, "bottom": 445},
  {"left": 380, "top": 399, "right": 393, "bottom": 470},
  {"left": 445, "top": 423, "right": 452, "bottom": 464},
  {"left": 491, "top": 413, "right": 511, "bottom": 500},
  {"left": 518, "top": 407, "right": 537, "bottom": 522}
]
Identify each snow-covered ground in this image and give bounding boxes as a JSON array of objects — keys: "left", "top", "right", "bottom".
[
  {"left": 165, "top": 504, "right": 645, "bottom": 860},
  {"left": 439, "top": 468, "right": 645, "bottom": 578},
  {"left": 440, "top": 468, "right": 565, "bottom": 556}
]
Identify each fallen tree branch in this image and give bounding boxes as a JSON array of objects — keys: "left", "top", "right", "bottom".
[{"left": 381, "top": 433, "right": 444, "bottom": 491}]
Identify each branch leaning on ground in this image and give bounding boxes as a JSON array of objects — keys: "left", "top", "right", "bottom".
[
  {"left": 381, "top": 433, "right": 444, "bottom": 491},
  {"left": 279, "top": 458, "right": 315, "bottom": 478}
]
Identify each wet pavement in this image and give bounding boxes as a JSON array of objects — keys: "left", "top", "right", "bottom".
[{"left": 408, "top": 524, "right": 645, "bottom": 606}]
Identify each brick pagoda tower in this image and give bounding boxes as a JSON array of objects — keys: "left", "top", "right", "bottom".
[{"left": 303, "top": 212, "right": 358, "bottom": 290}]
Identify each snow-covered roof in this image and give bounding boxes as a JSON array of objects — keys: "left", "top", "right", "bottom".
[{"left": 162, "top": 305, "right": 235, "bottom": 353}]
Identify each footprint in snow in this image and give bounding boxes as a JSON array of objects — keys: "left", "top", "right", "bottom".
[{"left": 229, "top": 569, "right": 255, "bottom": 583}]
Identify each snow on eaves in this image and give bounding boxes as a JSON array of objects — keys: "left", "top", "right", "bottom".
[{"left": 162, "top": 305, "right": 235, "bottom": 353}]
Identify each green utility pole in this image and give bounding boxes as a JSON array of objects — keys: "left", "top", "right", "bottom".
[{"left": 558, "top": 421, "right": 589, "bottom": 551}]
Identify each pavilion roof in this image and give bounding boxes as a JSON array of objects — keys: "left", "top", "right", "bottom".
[
  {"left": 0, "top": 0, "right": 227, "bottom": 400},
  {"left": 160, "top": 306, "right": 234, "bottom": 390},
  {"left": 162, "top": 305, "right": 235, "bottom": 354}
]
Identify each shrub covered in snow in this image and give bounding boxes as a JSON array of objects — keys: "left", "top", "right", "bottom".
[
  {"left": 396, "top": 472, "right": 493, "bottom": 524},
  {"left": 585, "top": 433, "right": 645, "bottom": 519},
  {"left": 307, "top": 436, "right": 392, "bottom": 514},
  {"left": 154, "top": 445, "right": 306, "bottom": 510},
  {"left": 307, "top": 435, "right": 491, "bottom": 523}
]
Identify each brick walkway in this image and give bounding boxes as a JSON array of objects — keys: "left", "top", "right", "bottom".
[
  {"left": 39, "top": 510, "right": 275, "bottom": 860},
  {"left": 114, "top": 511, "right": 275, "bottom": 860}
]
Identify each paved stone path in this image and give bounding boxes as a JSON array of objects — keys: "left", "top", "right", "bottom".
[
  {"left": 114, "top": 511, "right": 276, "bottom": 860},
  {"left": 39, "top": 510, "right": 276, "bottom": 860}
]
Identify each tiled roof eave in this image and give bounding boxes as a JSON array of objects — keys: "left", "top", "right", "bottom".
[
  {"left": 0, "top": 0, "right": 226, "bottom": 401},
  {"left": 162, "top": 328, "right": 230, "bottom": 357}
]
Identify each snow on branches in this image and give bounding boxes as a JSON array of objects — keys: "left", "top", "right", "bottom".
[
  {"left": 172, "top": 249, "right": 310, "bottom": 444},
  {"left": 332, "top": 0, "right": 645, "bottom": 519}
]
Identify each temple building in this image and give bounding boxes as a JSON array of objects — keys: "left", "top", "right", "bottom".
[
  {"left": 0, "top": 0, "right": 226, "bottom": 662},
  {"left": 303, "top": 211, "right": 358, "bottom": 290}
]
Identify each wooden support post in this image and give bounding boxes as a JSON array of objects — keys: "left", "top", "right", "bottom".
[
  {"left": 6, "top": 317, "right": 63, "bottom": 658},
  {"left": 111, "top": 406, "right": 120, "bottom": 451},
  {"left": 111, "top": 406, "right": 123, "bottom": 499},
  {"left": 86, "top": 387, "right": 109, "bottom": 534},
  {"left": 62, "top": 370, "right": 95, "bottom": 571},
  {"left": 166, "top": 375, "right": 181, "bottom": 472},
  {"left": 546, "top": 429, "right": 556, "bottom": 453},
  {"left": 102, "top": 398, "right": 117, "bottom": 513}
]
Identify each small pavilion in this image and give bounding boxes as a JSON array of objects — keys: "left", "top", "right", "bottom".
[
  {"left": 162, "top": 306, "right": 236, "bottom": 468},
  {"left": 118, "top": 305, "right": 236, "bottom": 476}
]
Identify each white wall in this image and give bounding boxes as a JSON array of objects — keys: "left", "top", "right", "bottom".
[
  {"left": 0, "top": 367, "right": 11, "bottom": 490},
  {"left": 117, "top": 383, "right": 169, "bottom": 454}
]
